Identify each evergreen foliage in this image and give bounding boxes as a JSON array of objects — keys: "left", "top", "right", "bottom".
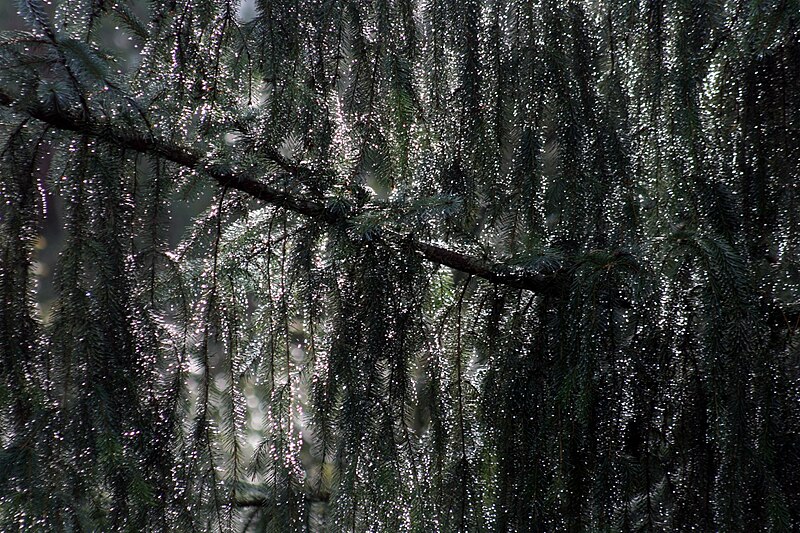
[{"left": 1, "top": 0, "right": 799, "bottom": 530}]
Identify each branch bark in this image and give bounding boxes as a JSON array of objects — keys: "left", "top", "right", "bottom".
[{"left": 0, "top": 89, "right": 564, "bottom": 294}]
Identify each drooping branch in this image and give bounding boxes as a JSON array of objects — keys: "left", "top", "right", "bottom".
[
  {"left": 0, "top": 89, "right": 564, "bottom": 294},
  {"left": 407, "top": 240, "right": 561, "bottom": 293}
]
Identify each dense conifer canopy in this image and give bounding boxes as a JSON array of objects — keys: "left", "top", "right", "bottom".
[{"left": 1, "top": 0, "right": 799, "bottom": 530}]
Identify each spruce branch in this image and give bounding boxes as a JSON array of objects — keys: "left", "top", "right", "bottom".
[
  {"left": 0, "top": 87, "right": 564, "bottom": 294},
  {"left": 3, "top": 86, "right": 794, "bottom": 326}
]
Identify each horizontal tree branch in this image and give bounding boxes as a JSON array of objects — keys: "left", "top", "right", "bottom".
[
  {"left": 0, "top": 88, "right": 563, "bottom": 294},
  {"left": 3, "top": 90, "right": 798, "bottom": 328}
]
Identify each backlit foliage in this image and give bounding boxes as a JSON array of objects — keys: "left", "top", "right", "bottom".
[{"left": 1, "top": 0, "right": 799, "bottom": 530}]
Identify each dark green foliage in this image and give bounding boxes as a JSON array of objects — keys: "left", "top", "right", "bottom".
[{"left": 1, "top": 0, "right": 800, "bottom": 531}]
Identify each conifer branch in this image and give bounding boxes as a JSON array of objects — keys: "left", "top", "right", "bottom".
[{"left": 0, "top": 88, "right": 564, "bottom": 294}]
